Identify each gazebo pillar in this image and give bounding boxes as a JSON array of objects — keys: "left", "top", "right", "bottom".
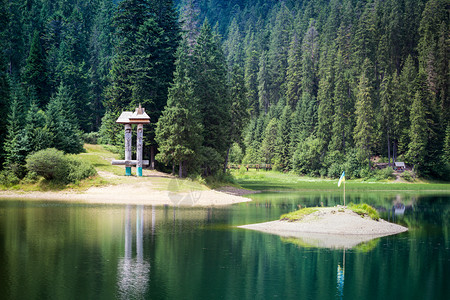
[
  {"left": 112, "top": 104, "right": 150, "bottom": 177},
  {"left": 136, "top": 124, "right": 144, "bottom": 177},
  {"left": 124, "top": 123, "right": 132, "bottom": 176}
]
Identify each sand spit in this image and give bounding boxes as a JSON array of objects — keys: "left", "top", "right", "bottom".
[
  {"left": 238, "top": 207, "right": 408, "bottom": 249},
  {"left": 0, "top": 182, "right": 251, "bottom": 207}
]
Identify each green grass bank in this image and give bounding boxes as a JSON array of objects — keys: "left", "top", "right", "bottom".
[{"left": 231, "top": 169, "right": 450, "bottom": 192}]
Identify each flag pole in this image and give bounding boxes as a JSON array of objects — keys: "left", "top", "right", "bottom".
[{"left": 344, "top": 178, "right": 346, "bottom": 207}]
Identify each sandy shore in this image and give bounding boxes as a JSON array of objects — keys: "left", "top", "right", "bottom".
[
  {"left": 238, "top": 207, "right": 408, "bottom": 249},
  {"left": 0, "top": 171, "right": 251, "bottom": 207}
]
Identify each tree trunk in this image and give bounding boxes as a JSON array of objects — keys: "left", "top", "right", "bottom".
[
  {"left": 342, "top": 131, "right": 346, "bottom": 155},
  {"left": 223, "top": 147, "right": 230, "bottom": 173},
  {"left": 172, "top": 162, "right": 175, "bottom": 175},
  {"left": 393, "top": 141, "right": 397, "bottom": 164},
  {"left": 179, "top": 161, "right": 183, "bottom": 178},
  {"left": 150, "top": 145, "right": 155, "bottom": 170},
  {"left": 387, "top": 130, "right": 391, "bottom": 166}
]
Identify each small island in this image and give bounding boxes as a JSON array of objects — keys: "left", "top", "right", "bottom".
[{"left": 238, "top": 205, "right": 408, "bottom": 249}]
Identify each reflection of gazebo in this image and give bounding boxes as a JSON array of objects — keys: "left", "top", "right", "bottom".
[
  {"left": 117, "top": 205, "right": 150, "bottom": 298},
  {"left": 112, "top": 104, "right": 150, "bottom": 176}
]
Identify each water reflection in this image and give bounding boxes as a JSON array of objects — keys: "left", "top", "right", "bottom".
[
  {"left": 117, "top": 205, "right": 150, "bottom": 299},
  {"left": 336, "top": 250, "right": 345, "bottom": 300}
]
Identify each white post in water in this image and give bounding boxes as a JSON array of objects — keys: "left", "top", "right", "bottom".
[
  {"left": 136, "top": 124, "right": 144, "bottom": 177},
  {"left": 124, "top": 124, "right": 132, "bottom": 176}
]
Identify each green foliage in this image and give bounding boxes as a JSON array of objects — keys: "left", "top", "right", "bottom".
[
  {"left": 292, "top": 136, "right": 322, "bottom": 176},
  {"left": 402, "top": 171, "right": 414, "bottom": 182},
  {"left": 1, "top": 0, "right": 448, "bottom": 181},
  {"left": 26, "top": 148, "right": 68, "bottom": 180},
  {"left": 45, "top": 83, "right": 84, "bottom": 154},
  {"left": 280, "top": 207, "right": 319, "bottom": 222},
  {"left": 26, "top": 148, "right": 96, "bottom": 184},
  {"left": 82, "top": 132, "right": 100, "bottom": 145},
  {"left": 348, "top": 203, "right": 380, "bottom": 221},
  {"left": 65, "top": 155, "right": 97, "bottom": 184},
  {"left": 204, "top": 171, "right": 236, "bottom": 189},
  {"left": 229, "top": 143, "right": 244, "bottom": 164},
  {"left": 0, "top": 170, "right": 20, "bottom": 187},
  {"left": 373, "top": 167, "right": 395, "bottom": 181}
]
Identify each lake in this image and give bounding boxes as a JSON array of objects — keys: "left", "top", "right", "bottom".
[{"left": 0, "top": 191, "right": 448, "bottom": 299}]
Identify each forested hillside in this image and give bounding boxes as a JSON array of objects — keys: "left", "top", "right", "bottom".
[{"left": 0, "top": 0, "right": 449, "bottom": 180}]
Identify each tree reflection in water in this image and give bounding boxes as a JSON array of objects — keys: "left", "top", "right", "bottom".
[{"left": 117, "top": 205, "right": 150, "bottom": 299}]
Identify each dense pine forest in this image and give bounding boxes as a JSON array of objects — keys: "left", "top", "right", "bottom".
[{"left": 0, "top": 0, "right": 449, "bottom": 181}]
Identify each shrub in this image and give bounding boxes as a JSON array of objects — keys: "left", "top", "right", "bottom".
[
  {"left": 82, "top": 132, "right": 100, "bottom": 144},
  {"left": 0, "top": 170, "right": 20, "bottom": 187},
  {"left": 26, "top": 148, "right": 68, "bottom": 181},
  {"left": 65, "top": 156, "right": 97, "bottom": 183},
  {"left": 327, "top": 163, "right": 342, "bottom": 178},
  {"left": 26, "top": 148, "right": 97, "bottom": 184},
  {"left": 21, "top": 171, "right": 39, "bottom": 184},
  {"left": 402, "top": 171, "right": 414, "bottom": 182},
  {"left": 374, "top": 167, "right": 395, "bottom": 180}
]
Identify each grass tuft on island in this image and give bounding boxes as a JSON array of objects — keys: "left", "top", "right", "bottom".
[
  {"left": 347, "top": 203, "right": 380, "bottom": 220},
  {"left": 280, "top": 207, "right": 319, "bottom": 222},
  {"left": 280, "top": 203, "right": 380, "bottom": 222}
]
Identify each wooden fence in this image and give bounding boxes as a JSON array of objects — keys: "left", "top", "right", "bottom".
[{"left": 227, "top": 164, "right": 272, "bottom": 171}]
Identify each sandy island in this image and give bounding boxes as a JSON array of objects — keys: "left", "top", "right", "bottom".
[
  {"left": 0, "top": 170, "right": 251, "bottom": 207},
  {"left": 238, "top": 207, "right": 408, "bottom": 249}
]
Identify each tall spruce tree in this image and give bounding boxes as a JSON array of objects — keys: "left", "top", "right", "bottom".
[
  {"left": 354, "top": 59, "right": 375, "bottom": 169},
  {"left": 407, "top": 90, "right": 428, "bottom": 173},
  {"left": 23, "top": 30, "right": 49, "bottom": 107},
  {"left": 0, "top": 0, "right": 10, "bottom": 167},
  {"left": 192, "top": 20, "right": 231, "bottom": 175},
  {"left": 105, "top": 0, "right": 179, "bottom": 150},
  {"left": 45, "top": 83, "right": 83, "bottom": 154}
]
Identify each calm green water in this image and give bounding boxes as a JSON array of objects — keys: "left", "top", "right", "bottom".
[{"left": 0, "top": 192, "right": 449, "bottom": 300}]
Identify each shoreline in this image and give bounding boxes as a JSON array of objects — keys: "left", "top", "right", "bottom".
[
  {"left": 0, "top": 182, "right": 252, "bottom": 207},
  {"left": 238, "top": 207, "right": 408, "bottom": 249}
]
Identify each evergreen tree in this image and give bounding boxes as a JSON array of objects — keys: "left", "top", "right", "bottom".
[
  {"left": 105, "top": 0, "right": 180, "bottom": 149},
  {"left": 267, "top": 3, "right": 293, "bottom": 105},
  {"left": 354, "top": 59, "right": 375, "bottom": 169},
  {"left": 0, "top": 0, "right": 10, "bottom": 167},
  {"left": 225, "top": 65, "right": 249, "bottom": 171},
  {"left": 155, "top": 30, "right": 199, "bottom": 177},
  {"left": 330, "top": 50, "right": 353, "bottom": 153},
  {"left": 3, "top": 92, "right": 23, "bottom": 175},
  {"left": 88, "top": 0, "right": 115, "bottom": 131},
  {"left": 244, "top": 29, "right": 259, "bottom": 116},
  {"left": 45, "top": 83, "right": 83, "bottom": 154},
  {"left": 285, "top": 33, "right": 302, "bottom": 109},
  {"left": 155, "top": 106, "right": 203, "bottom": 177},
  {"left": 22, "top": 30, "right": 49, "bottom": 107},
  {"left": 192, "top": 20, "right": 231, "bottom": 175},
  {"left": 317, "top": 72, "right": 334, "bottom": 151},
  {"left": 379, "top": 74, "right": 394, "bottom": 165},
  {"left": 179, "top": 0, "right": 200, "bottom": 48},
  {"left": 397, "top": 55, "right": 417, "bottom": 152},
  {"left": 444, "top": 124, "right": 450, "bottom": 164},
  {"left": 275, "top": 105, "right": 292, "bottom": 170},
  {"left": 257, "top": 50, "right": 270, "bottom": 114},
  {"left": 261, "top": 118, "right": 278, "bottom": 164},
  {"left": 407, "top": 90, "right": 428, "bottom": 173},
  {"left": 301, "top": 19, "right": 319, "bottom": 98}
]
